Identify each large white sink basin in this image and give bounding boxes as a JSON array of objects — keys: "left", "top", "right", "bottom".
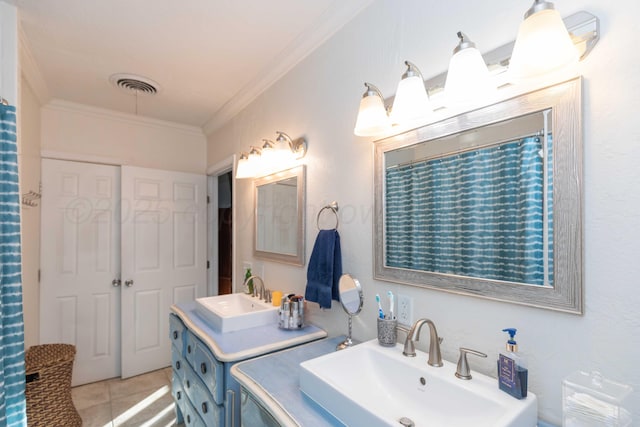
[
  {"left": 195, "top": 293, "right": 278, "bottom": 333},
  {"left": 299, "top": 339, "right": 537, "bottom": 427}
]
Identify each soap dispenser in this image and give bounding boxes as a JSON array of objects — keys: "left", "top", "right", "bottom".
[
  {"left": 497, "top": 328, "right": 528, "bottom": 399},
  {"left": 243, "top": 268, "right": 254, "bottom": 295}
]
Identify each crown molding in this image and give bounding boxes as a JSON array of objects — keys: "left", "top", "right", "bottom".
[
  {"left": 44, "top": 99, "right": 206, "bottom": 138},
  {"left": 203, "top": 0, "right": 373, "bottom": 136}
]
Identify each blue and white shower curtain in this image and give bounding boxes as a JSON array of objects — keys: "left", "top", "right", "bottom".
[
  {"left": 0, "top": 104, "right": 26, "bottom": 426},
  {"left": 385, "top": 135, "right": 553, "bottom": 285}
]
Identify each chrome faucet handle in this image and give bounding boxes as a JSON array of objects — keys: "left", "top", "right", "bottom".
[
  {"left": 265, "top": 289, "right": 272, "bottom": 303},
  {"left": 455, "top": 347, "right": 487, "bottom": 380},
  {"left": 245, "top": 275, "right": 266, "bottom": 300}
]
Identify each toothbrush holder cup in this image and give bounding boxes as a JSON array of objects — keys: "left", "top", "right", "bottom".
[{"left": 377, "top": 317, "right": 397, "bottom": 347}]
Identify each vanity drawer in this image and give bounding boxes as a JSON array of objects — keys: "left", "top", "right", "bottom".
[
  {"left": 171, "top": 345, "right": 185, "bottom": 379},
  {"left": 185, "top": 330, "right": 198, "bottom": 367},
  {"left": 171, "top": 371, "right": 185, "bottom": 420},
  {"left": 183, "top": 399, "right": 205, "bottom": 427},
  {"left": 193, "top": 339, "right": 224, "bottom": 404},
  {"left": 169, "top": 314, "right": 185, "bottom": 353},
  {"left": 190, "top": 375, "right": 223, "bottom": 426}
]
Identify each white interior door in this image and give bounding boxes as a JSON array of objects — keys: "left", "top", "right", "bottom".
[
  {"left": 40, "top": 159, "right": 121, "bottom": 385},
  {"left": 120, "top": 166, "right": 207, "bottom": 378}
]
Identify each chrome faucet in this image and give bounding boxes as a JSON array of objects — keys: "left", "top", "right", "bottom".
[
  {"left": 402, "top": 318, "right": 443, "bottom": 367},
  {"left": 244, "top": 275, "right": 265, "bottom": 301}
]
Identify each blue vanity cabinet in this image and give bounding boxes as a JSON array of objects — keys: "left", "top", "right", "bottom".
[
  {"left": 170, "top": 314, "right": 187, "bottom": 424},
  {"left": 170, "top": 302, "right": 327, "bottom": 427},
  {"left": 240, "top": 388, "right": 280, "bottom": 427},
  {"left": 171, "top": 314, "right": 224, "bottom": 426}
]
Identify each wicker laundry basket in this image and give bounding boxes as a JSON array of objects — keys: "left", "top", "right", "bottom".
[{"left": 25, "top": 344, "right": 82, "bottom": 427}]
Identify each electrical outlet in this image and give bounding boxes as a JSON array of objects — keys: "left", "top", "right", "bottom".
[{"left": 397, "top": 294, "right": 413, "bottom": 327}]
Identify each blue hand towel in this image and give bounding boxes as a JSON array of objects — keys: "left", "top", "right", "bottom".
[{"left": 305, "top": 229, "right": 342, "bottom": 309}]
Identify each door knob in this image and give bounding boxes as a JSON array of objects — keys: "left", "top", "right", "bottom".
[
  {"left": 124, "top": 280, "right": 134, "bottom": 287},
  {"left": 112, "top": 279, "right": 121, "bottom": 287}
]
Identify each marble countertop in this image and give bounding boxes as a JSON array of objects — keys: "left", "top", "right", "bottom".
[
  {"left": 231, "top": 336, "right": 346, "bottom": 427},
  {"left": 171, "top": 301, "right": 327, "bottom": 363}
]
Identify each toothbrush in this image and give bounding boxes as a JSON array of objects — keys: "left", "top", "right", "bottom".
[
  {"left": 387, "top": 291, "right": 394, "bottom": 320},
  {"left": 375, "top": 294, "right": 385, "bottom": 319}
]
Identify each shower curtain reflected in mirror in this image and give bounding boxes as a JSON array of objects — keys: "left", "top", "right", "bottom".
[{"left": 385, "top": 134, "right": 553, "bottom": 286}]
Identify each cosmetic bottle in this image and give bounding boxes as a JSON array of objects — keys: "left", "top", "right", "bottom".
[{"left": 497, "top": 328, "right": 528, "bottom": 399}]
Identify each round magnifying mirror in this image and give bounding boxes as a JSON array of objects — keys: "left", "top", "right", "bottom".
[{"left": 337, "top": 274, "right": 363, "bottom": 350}]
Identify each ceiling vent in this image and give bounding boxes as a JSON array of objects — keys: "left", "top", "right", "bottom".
[{"left": 109, "top": 73, "right": 160, "bottom": 95}]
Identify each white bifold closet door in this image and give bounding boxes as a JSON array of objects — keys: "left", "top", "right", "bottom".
[{"left": 40, "top": 159, "right": 207, "bottom": 385}]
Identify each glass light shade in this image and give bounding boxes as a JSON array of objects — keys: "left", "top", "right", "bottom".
[
  {"left": 245, "top": 149, "right": 265, "bottom": 177},
  {"left": 509, "top": 6, "right": 578, "bottom": 82},
  {"left": 390, "top": 74, "right": 430, "bottom": 126},
  {"left": 444, "top": 46, "right": 496, "bottom": 108},
  {"left": 271, "top": 139, "right": 296, "bottom": 170},
  {"left": 354, "top": 92, "right": 390, "bottom": 137},
  {"left": 235, "top": 155, "right": 252, "bottom": 179}
]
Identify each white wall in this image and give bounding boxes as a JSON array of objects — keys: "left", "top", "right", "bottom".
[
  {"left": 19, "top": 76, "right": 41, "bottom": 348},
  {"left": 41, "top": 100, "right": 207, "bottom": 174},
  {"left": 207, "top": 0, "right": 640, "bottom": 423},
  {"left": 27, "top": 100, "right": 207, "bottom": 346}
]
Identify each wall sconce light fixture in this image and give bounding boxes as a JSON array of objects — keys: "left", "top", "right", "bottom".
[
  {"left": 235, "top": 132, "right": 307, "bottom": 179},
  {"left": 235, "top": 152, "right": 252, "bottom": 179},
  {"left": 390, "top": 61, "right": 431, "bottom": 126},
  {"left": 509, "top": 0, "right": 578, "bottom": 82},
  {"left": 354, "top": 3, "right": 599, "bottom": 137},
  {"left": 354, "top": 83, "right": 391, "bottom": 137},
  {"left": 444, "top": 32, "right": 496, "bottom": 109}
]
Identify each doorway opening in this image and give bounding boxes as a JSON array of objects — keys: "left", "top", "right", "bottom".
[
  {"left": 217, "top": 171, "right": 233, "bottom": 295},
  {"left": 207, "top": 157, "right": 235, "bottom": 297}
]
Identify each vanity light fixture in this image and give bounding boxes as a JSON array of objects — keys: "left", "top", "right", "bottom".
[
  {"left": 246, "top": 146, "right": 264, "bottom": 177},
  {"left": 353, "top": 8, "right": 599, "bottom": 137},
  {"left": 444, "top": 32, "right": 496, "bottom": 109},
  {"left": 390, "top": 61, "right": 431, "bottom": 126},
  {"left": 235, "top": 132, "right": 308, "bottom": 179},
  {"left": 235, "top": 152, "right": 253, "bottom": 179},
  {"left": 354, "top": 83, "right": 391, "bottom": 137},
  {"left": 509, "top": 0, "right": 579, "bottom": 82},
  {"left": 260, "top": 138, "right": 279, "bottom": 165},
  {"left": 275, "top": 131, "right": 308, "bottom": 160}
]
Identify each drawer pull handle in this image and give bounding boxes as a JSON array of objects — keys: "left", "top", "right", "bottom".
[
  {"left": 173, "top": 331, "right": 178, "bottom": 340},
  {"left": 187, "top": 344, "right": 192, "bottom": 354},
  {"left": 202, "top": 402, "right": 208, "bottom": 413},
  {"left": 175, "top": 360, "right": 181, "bottom": 370},
  {"left": 176, "top": 390, "right": 181, "bottom": 400},
  {"left": 200, "top": 363, "right": 207, "bottom": 374},
  {"left": 187, "top": 414, "right": 191, "bottom": 424},
  {"left": 186, "top": 379, "right": 190, "bottom": 388}
]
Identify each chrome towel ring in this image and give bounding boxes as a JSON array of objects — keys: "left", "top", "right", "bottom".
[{"left": 317, "top": 201, "right": 339, "bottom": 230}]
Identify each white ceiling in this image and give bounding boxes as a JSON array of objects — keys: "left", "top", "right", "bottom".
[{"left": 16, "top": 0, "right": 371, "bottom": 132}]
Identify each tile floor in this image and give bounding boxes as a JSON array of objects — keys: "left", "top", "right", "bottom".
[{"left": 71, "top": 367, "right": 184, "bottom": 427}]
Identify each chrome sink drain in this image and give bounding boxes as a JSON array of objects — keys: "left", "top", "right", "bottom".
[{"left": 399, "top": 416, "right": 415, "bottom": 427}]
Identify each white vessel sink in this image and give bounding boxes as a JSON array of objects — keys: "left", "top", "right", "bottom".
[
  {"left": 299, "top": 339, "right": 537, "bottom": 427},
  {"left": 195, "top": 293, "right": 278, "bottom": 333}
]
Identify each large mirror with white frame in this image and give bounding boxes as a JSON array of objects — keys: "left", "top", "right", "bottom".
[
  {"left": 254, "top": 165, "right": 306, "bottom": 266},
  {"left": 374, "top": 78, "right": 583, "bottom": 313}
]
